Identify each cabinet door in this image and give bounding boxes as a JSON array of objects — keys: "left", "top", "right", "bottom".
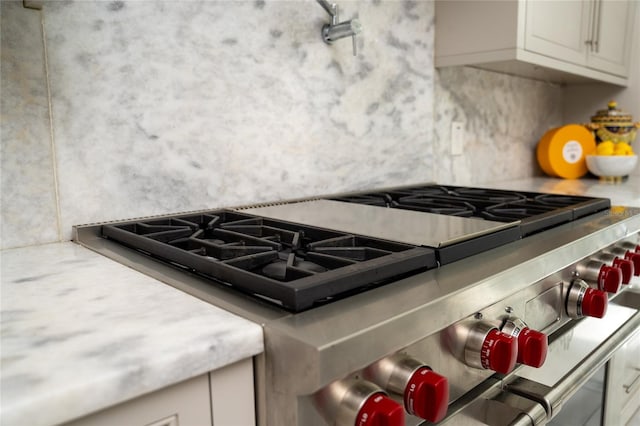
[
  {"left": 587, "top": 0, "right": 636, "bottom": 77},
  {"left": 603, "top": 329, "right": 640, "bottom": 425},
  {"left": 524, "top": 0, "right": 593, "bottom": 66}
]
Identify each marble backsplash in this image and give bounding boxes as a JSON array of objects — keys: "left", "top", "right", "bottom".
[
  {"left": 2, "top": 0, "right": 564, "bottom": 249},
  {"left": 434, "top": 67, "right": 563, "bottom": 185},
  {"left": 43, "top": 0, "right": 435, "bottom": 242},
  {"left": 1, "top": 2, "right": 60, "bottom": 248}
]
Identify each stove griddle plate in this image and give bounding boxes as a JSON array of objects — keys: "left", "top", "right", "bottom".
[
  {"left": 332, "top": 185, "right": 610, "bottom": 236},
  {"left": 243, "top": 200, "right": 521, "bottom": 265},
  {"left": 102, "top": 210, "right": 436, "bottom": 312}
]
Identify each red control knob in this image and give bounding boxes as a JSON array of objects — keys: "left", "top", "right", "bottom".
[
  {"left": 480, "top": 329, "right": 518, "bottom": 374},
  {"left": 363, "top": 354, "right": 450, "bottom": 423},
  {"left": 598, "top": 265, "right": 622, "bottom": 293},
  {"left": 624, "top": 252, "right": 640, "bottom": 276},
  {"left": 403, "top": 367, "right": 449, "bottom": 423},
  {"left": 516, "top": 328, "right": 548, "bottom": 368},
  {"left": 608, "top": 247, "right": 640, "bottom": 276},
  {"left": 355, "top": 393, "right": 404, "bottom": 426},
  {"left": 613, "top": 258, "right": 634, "bottom": 284},
  {"left": 582, "top": 288, "right": 608, "bottom": 318}
]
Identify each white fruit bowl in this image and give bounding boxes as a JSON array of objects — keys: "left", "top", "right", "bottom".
[{"left": 586, "top": 155, "right": 638, "bottom": 177}]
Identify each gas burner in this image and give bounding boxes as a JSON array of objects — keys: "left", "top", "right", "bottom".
[
  {"left": 102, "top": 210, "right": 436, "bottom": 311},
  {"left": 386, "top": 186, "right": 528, "bottom": 204},
  {"left": 394, "top": 196, "right": 476, "bottom": 216},
  {"left": 261, "top": 255, "right": 328, "bottom": 281},
  {"left": 482, "top": 201, "right": 560, "bottom": 220},
  {"left": 333, "top": 185, "right": 610, "bottom": 236},
  {"left": 534, "top": 194, "right": 586, "bottom": 206},
  {"left": 445, "top": 187, "right": 527, "bottom": 203}
]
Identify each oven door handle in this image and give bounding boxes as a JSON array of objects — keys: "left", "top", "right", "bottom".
[{"left": 504, "top": 310, "right": 640, "bottom": 421}]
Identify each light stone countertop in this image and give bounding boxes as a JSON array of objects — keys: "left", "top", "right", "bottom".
[
  {"left": 0, "top": 242, "right": 264, "bottom": 426},
  {"left": 485, "top": 175, "right": 640, "bottom": 208}
]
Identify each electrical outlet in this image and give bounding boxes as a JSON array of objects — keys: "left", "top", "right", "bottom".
[{"left": 451, "top": 121, "right": 464, "bottom": 156}]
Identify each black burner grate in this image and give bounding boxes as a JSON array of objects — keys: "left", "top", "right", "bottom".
[
  {"left": 332, "top": 185, "right": 610, "bottom": 236},
  {"left": 102, "top": 210, "right": 436, "bottom": 312}
]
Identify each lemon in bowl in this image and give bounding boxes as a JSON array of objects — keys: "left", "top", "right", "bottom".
[
  {"left": 613, "top": 142, "right": 634, "bottom": 156},
  {"left": 596, "top": 141, "right": 615, "bottom": 155}
]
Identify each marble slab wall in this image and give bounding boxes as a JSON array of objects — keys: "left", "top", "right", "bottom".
[
  {"left": 433, "top": 67, "right": 564, "bottom": 185},
  {"left": 41, "top": 0, "right": 435, "bottom": 241},
  {"left": 1, "top": 2, "right": 60, "bottom": 249},
  {"left": 2, "top": 0, "right": 568, "bottom": 249}
]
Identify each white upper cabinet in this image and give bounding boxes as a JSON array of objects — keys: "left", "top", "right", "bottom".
[
  {"left": 524, "top": 0, "right": 592, "bottom": 66},
  {"left": 586, "top": 0, "right": 636, "bottom": 76},
  {"left": 435, "top": 0, "right": 637, "bottom": 86}
]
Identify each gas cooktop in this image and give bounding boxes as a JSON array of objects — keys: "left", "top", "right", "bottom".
[{"left": 97, "top": 184, "right": 610, "bottom": 312}]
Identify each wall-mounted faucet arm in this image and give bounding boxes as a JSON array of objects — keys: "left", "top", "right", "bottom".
[
  {"left": 322, "top": 20, "right": 362, "bottom": 44},
  {"left": 316, "top": 0, "right": 338, "bottom": 24},
  {"left": 315, "top": 0, "right": 362, "bottom": 56}
]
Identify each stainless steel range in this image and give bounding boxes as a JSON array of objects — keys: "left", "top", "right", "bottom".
[{"left": 74, "top": 184, "right": 640, "bottom": 426}]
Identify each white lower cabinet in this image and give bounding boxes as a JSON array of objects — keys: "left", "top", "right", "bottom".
[
  {"left": 210, "top": 358, "right": 256, "bottom": 426},
  {"left": 604, "top": 329, "right": 640, "bottom": 425},
  {"left": 64, "top": 358, "right": 256, "bottom": 426}
]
